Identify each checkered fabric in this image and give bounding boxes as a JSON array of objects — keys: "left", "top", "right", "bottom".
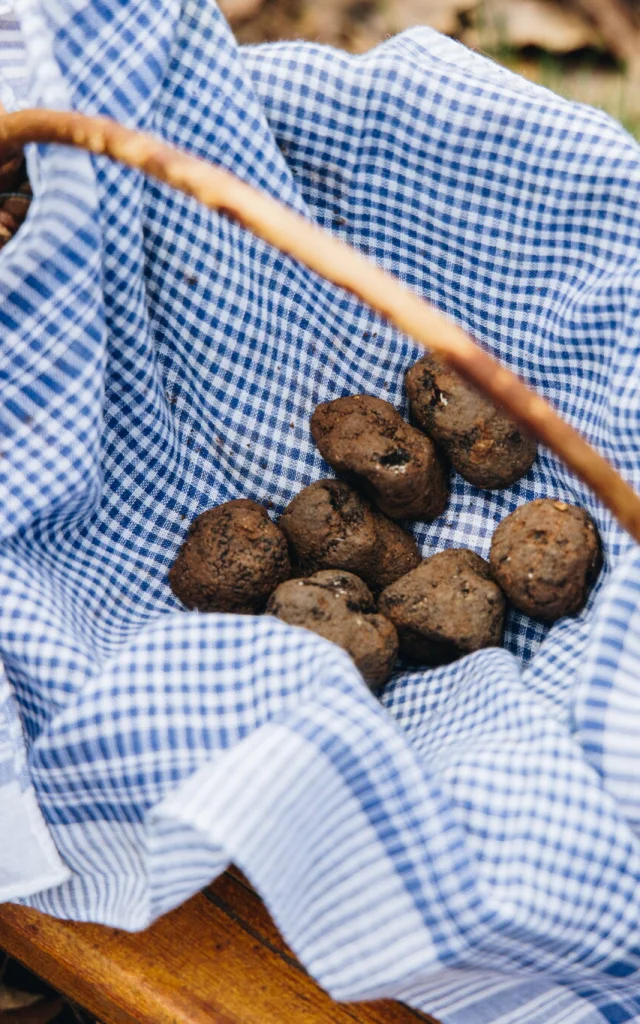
[{"left": 2, "top": 1, "right": 640, "bottom": 1020}]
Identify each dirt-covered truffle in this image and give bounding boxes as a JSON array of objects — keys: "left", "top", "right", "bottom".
[
  {"left": 169, "top": 499, "right": 290, "bottom": 613},
  {"left": 279, "top": 479, "right": 421, "bottom": 592},
  {"left": 405, "top": 354, "right": 537, "bottom": 489},
  {"left": 267, "top": 569, "right": 398, "bottom": 691},
  {"left": 310, "top": 394, "right": 449, "bottom": 520},
  {"left": 489, "top": 498, "right": 601, "bottom": 621},
  {"left": 379, "top": 549, "right": 505, "bottom": 665}
]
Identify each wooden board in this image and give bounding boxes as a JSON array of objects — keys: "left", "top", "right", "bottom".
[{"left": 0, "top": 869, "right": 439, "bottom": 1024}]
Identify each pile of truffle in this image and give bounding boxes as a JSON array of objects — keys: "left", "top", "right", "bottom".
[{"left": 170, "top": 355, "right": 602, "bottom": 692}]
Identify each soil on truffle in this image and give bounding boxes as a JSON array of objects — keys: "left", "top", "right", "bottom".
[
  {"left": 169, "top": 498, "right": 290, "bottom": 613},
  {"left": 267, "top": 569, "right": 398, "bottom": 691},
  {"left": 379, "top": 548, "right": 505, "bottom": 665},
  {"left": 310, "top": 394, "right": 449, "bottom": 520},
  {"left": 279, "top": 478, "right": 420, "bottom": 591},
  {"left": 489, "top": 498, "right": 602, "bottom": 621},
  {"left": 405, "top": 354, "right": 537, "bottom": 489}
]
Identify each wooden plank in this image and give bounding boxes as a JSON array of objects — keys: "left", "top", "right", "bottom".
[{"left": 0, "top": 871, "right": 439, "bottom": 1024}]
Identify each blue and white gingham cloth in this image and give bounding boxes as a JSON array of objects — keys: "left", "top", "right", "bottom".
[{"left": 2, "top": 1, "right": 640, "bottom": 1021}]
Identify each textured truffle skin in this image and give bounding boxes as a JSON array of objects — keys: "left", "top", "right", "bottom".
[
  {"left": 278, "top": 479, "right": 421, "bottom": 592},
  {"left": 266, "top": 569, "right": 398, "bottom": 692},
  {"left": 310, "top": 394, "right": 448, "bottom": 520},
  {"left": 169, "top": 499, "right": 290, "bottom": 613},
  {"left": 489, "top": 498, "right": 602, "bottom": 621},
  {"left": 379, "top": 549, "right": 505, "bottom": 665},
  {"left": 405, "top": 354, "right": 537, "bottom": 489}
]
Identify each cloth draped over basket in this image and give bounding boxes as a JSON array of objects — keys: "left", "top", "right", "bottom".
[{"left": 2, "top": 1, "right": 640, "bottom": 1021}]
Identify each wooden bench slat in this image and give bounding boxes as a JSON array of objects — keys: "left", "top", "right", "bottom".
[{"left": 0, "top": 871, "right": 439, "bottom": 1024}]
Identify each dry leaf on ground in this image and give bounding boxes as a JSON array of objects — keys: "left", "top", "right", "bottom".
[
  {"left": 0, "top": 984, "right": 43, "bottom": 1011},
  {"left": 464, "top": 0, "right": 599, "bottom": 52},
  {"left": 573, "top": 0, "right": 640, "bottom": 71},
  {"left": 384, "top": 0, "right": 476, "bottom": 36},
  {"left": 3, "top": 996, "right": 65, "bottom": 1022},
  {"left": 218, "top": 0, "right": 266, "bottom": 24}
]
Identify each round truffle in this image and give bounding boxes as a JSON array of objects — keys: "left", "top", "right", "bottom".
[
  {"left": 267, "top": 569, "right": 398, "bottom": 692},
  {"left": 378, "top": 549, "right": 505, "bottom": 665},
  {"left": 489, "top": 498, "right": 601, "bottom": 621},
  {"left": 310, "top": 394, "right": 449, "bottom": 520},
  {"left": 169, "top": 499, "right": 290, "bottom": 613},
  {"left": 279, "top": 479, "right": 421, "bottom": 592},
  {"left": 405, "top": 354, "right": 537, "bottom": 489}
]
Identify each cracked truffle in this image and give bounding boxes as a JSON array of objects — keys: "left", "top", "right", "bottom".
[
  {"left": 310, "top": 394, "right": 448, "bottom": 520},
  {"left": 405, "top": 354, "right": 537, "bottom": 489},
  {"left": 279, "top": 479, "right": 421, "bottom": 592},
  {"left": 169, "top": 499, "right": 290, "bottom": 613},
  {"left": 379, "top": 548, "right": 505, "bottom": 665},
  {"left": 489, "top": 498, "right": 601, "bottom": 621},
  {"left": 267, "top": 569, "right": 398, "bottom": 691}
]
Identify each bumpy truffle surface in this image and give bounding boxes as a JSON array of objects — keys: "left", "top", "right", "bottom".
[
  {"left": 267, "top": 569, "right": 398, "bottom": 691},
  {"left": 405, "top": 354, "right": 537, "bottom": 489},
  {"left": 310, "top": 394, "right": 448, "bottom": 520},
  {"left": 169, "top": 499, "right": 290, "bottom": 613},
  {"left": 489, "top": 498, "right": 601, "bottom": 621},
  {"left": 379, "top": 549, "right": 505, "bottom": 665},
  {"left": 279, "top": 479, "right": 420, "bottom": 592}
]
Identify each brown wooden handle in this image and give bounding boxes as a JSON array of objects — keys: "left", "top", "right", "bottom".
[{"left": 2, "top": 108, "right": 640, "bottom": 542}]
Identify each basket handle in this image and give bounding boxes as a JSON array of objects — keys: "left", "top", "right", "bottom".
[{"left": 2, "top": 108, "right": 640, "bottom": 543}]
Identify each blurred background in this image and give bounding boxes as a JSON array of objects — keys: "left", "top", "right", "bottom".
[{"left": 220, "top": 0, "right": 640, "bottom": 138}]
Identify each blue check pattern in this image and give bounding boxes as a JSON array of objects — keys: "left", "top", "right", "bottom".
[{"left": 2, "top": 2, "right": 640, "bottom": 1021}]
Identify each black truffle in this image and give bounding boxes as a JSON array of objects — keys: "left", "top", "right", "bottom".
[
  {"left": 405, "top": 354, "right": 537, "bottom": 489},
  {"left": 267, "top": 569, "right": 398, "bottom": 692},
  {"left": 169, "top": 499, "right": 290, "bottom": 613},
  {"left": 379, "top": 548, "right": 505, "bottom": 665},
  {"left": 279, "top": 479, "right": 421, "bottom": 592},
  {"left": 310, "top": 394, "right": 449, "bottom": 520},
  {"left": 489, "top": 498, "right": 601, "bottom": 621}
]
